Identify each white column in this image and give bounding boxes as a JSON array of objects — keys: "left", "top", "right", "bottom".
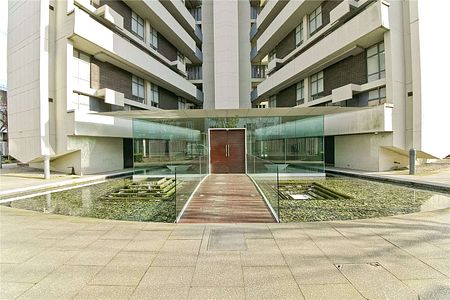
[
  {"left": 303, "top": 77, "right": 310, "bottom": 104},
  {"left": 44, "top": 155, "right": 51, "bottom": 179}
]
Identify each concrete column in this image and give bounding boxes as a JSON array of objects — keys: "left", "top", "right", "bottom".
[
  {"left": 303, "top": 77, "right": 310, "bottom": 103},
  {"left": 302, "top": 15, "right": 308, "bottom": 42},
  {"left": 44, "top": 155, "right": 51, "bottom": 179}
]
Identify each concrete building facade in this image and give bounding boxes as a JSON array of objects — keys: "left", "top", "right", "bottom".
[{"left": 7, "top": 0, "right": 450, "bottom": 175}]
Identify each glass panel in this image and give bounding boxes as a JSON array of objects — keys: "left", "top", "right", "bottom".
[
  {"left": 316, "top": 11, "right": 322, "bottom": 28},
  {"left": 367, "top": 56, "right": 379, "bottom": 76},
  {"left": 368, "top": 89, "right": 379, "bottom": 100},
  {"left": 380, "top": 87, "right": 386, "bottom": 98},
  {"left": 367, "top": 45, "right": 378, "bottom": 57},
  {"left": 318, "top": 78, "right": 323, "bottom": 93},
  {"left": 380, "top": 52, "right": 385, "bottom": 71}
]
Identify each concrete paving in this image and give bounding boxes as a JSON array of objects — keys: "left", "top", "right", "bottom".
[{"left": 1, "top": 206, "right": 449, "bottom": 299}]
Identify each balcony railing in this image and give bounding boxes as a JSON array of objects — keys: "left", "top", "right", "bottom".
[
  {"left": 250, "top": 23, "right": 257, "bottom": 39},
  {"left": 252, "top": 65, "right": 267, "bottom": 79},
  {"left": 250, "top": 46, "right": 257, "bottom": 60},
  {"left": 187, "top": 65, "right": 202, "bottom": 80},
  {"left": 251, "top": 88, "right": 258, "bottom": 101}
]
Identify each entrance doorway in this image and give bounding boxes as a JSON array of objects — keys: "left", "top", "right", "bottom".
[{"left": 210, "top": 129, "right": 246, "bottom": 174}]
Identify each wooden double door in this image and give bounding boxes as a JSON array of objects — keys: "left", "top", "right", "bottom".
[{"left": 210, "top": 129, "right": 246, "bottom": 174}]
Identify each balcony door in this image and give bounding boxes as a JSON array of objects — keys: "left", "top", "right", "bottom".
[{"left": 210, "top": 129, "right": 246, "bottom": 174}]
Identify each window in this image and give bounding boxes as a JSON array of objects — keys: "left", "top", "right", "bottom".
[
  {"left": 367, "top": 41, "right": 385, "bottom": 82},
  {"left": 295, "top": 23, "right": 303, "bottom": 46},
  {"left": 189, "top": 7, "right": 201, "bottom": 21},
  {"left": 296, "top": 80, "right": 304, "bottom": 105},
  {"left": 368, "top": 86, "right": 386, "bottom": 106},
  {"left": 310, "top": 71, "right": 324, "bottom": 100},
  {"left": 269, "top": 95, "right": 276, "bottom": 108},
  {"left": 309, "top": 5, "right": 322, "bottom": 36},
  {"left": 150, "top": 83, "right": 159, "bottom": 107},
  {"left": 131, "top": 11, "right": 144, "bottom": 40},
  {"left": 132, "top": 75, "right": 145, "bottom": 103},
  {"left": 250, "top": 6, "right": 262, "bottom": 19},
  {"left": 72, "top": 49, "right": 90, "bottom": 91},
  {"left": 149, "top": 26, "right": 158, "bottom": 49}
]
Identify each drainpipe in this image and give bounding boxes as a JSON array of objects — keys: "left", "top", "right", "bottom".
[{"left": 409, "top": 149, "right": 416, "bottom": 175}]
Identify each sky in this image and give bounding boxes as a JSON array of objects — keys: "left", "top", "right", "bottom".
[{"left": 0, "top": 0, "right": 7, "bottom": 90}]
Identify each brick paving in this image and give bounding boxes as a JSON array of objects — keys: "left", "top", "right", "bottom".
[{"left": 179, "top": 174, "right": 275, "bottom": 223}]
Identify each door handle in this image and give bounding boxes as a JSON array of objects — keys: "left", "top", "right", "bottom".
[
  {"left": 228, "top": 144, "right": 231, "bottom": 157},
  {"left": 225, "top": 144, "right": 228, "bottom": 157}
]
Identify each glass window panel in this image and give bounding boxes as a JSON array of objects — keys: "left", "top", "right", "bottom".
[
  {"left": 379, "top": 42, "right": 384, "bottom": 52},
  {"left": 131, "top": 21, "right": 137, "bottom": 34},
  {"left": 367, "top": 56, "right": 379, "bottom": 75},
  {"left": 311, "top": 83, "right": 317, "bottom": 95},
  {"left": 368, "top": 74, "right": 379, "bottom": 82},
  {"left": 367, "top": 45, "right": 378, "bottom": 57},
  {"left": 380, "top": 87, "right": 386, "bottom": 98},
  {"left": 368, "top": 89, "right": 379, "bottom": 100},
  {"left": 132, "top": 83, "right": 138, "bottom": 96},
  {"left": 380, "top": 70, "right": 385, "bottom": 79},
  {"left": 318, "top": 78, "right": 324, "bottom": 92},
  {"left": 316, "top": 12, "right": 322, "bottom": 28},
  {"left": 379, "top": 52, "right": 385, "bottom": 71}
]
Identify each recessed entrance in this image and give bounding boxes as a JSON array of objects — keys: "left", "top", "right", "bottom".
[{"left": 210, "top": 129, "right": 245, "bottom": 174}]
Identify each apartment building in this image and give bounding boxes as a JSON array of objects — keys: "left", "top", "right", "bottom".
[
  {"left": 7, "top": 0, "right": 449, "bottom": 175},
  {"left": 7, "top": 0, "right": 207, "bottom": 175},
  {"left": 250, "top": 0, "right": 450, "bottom": 171}
]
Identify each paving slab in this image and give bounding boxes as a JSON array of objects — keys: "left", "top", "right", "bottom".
[
  {"left": 1, "top": 206, "right": 450, "bottom": 299},
  {"left": 188, "top": 287, "right": 245, "bottom": 300},
  {"left": 73, "top": 285, "right": 135, "bottom": 300},
  {"left": 299, "top": 283, "right": 364, "bottom": 300}
]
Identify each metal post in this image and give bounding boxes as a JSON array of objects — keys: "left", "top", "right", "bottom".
[
  {"left": 276, "top": 166, "right": 280, "bottom": 222},
  {"left": 174, "top": 167, "right": 177, "bottom": 222},
  {"left": 409, "top": 148, "right": 416, "bottom": 175}
]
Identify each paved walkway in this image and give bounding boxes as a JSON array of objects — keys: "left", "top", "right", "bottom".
[
  {"left": 180, "top": 174, "right": 275, "bottom": 223},
  {"left": 1, "top": 206, "right": 449, "bottom": 299}
]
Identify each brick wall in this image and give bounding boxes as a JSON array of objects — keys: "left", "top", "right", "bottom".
[
  {"left": 276, "top": 84, "right": 296, "bottom": 107},
  {"left": 322, "top": 0, "right": 344, "bottom": 27},
  {"left": 99, "top": 0, "right": 132, "bottom": 32},
  {"left": 158, "top": 86, "right": 179, "bottom": 109},
  {"left": 323, "top": 51, "right": 367, "bottom": 96},
  {"left": 90, "top": 58, "right": 132, "bottom": 100},
  {"left": 157, "top": 35, "right": 178, "bottom": 62},
  {"left": 276, "top": 30, "right": 296, "bottom": 59}
]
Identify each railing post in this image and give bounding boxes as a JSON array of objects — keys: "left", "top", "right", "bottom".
[
  {"left": 174, "top": 167, "right": 177, "bottom": 222},
  {"left": 409, "top": 148, "right": 416, "bottom": 175},
  {"left": 277, "top": 166, "right": 280, "bottom": 223}
]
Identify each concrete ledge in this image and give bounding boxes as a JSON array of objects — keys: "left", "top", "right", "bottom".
[{"left": 326, "top": 167, "right": 450, "bottom": 193}]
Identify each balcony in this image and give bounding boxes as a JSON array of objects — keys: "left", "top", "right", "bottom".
[
  {"left": 251, "top": 65, "right": 267, "bottom": 81},
  {"left": 123, "top": 0, "right": 202, "bottom": 64},
  {"left": 253, "top": 0, "right": 289, "bottom": 41},
  {"left": 255, "top": 1, "right": 389, "bottom": 100},
  {"left": 159, "top": 0, "right": 202, "bottom": 44},
  {"left": 187, "top": 65, "right": 202, "bottom": 81},
  {"left": 70, "top": 7, "right": 200, "bottom": 102}
]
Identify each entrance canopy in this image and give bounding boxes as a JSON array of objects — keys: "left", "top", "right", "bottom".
[{"left": 99, "top": 106, "right": 366, "bottom": 120}]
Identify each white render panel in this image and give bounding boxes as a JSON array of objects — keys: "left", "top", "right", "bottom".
[
  {"left": 324, "top": 105, "right": 392, "bottom": 136},
  {"left": 414, "top": 0, "right": 450, "bottom": 158},
  {"left": 238, "top": 0, "right": 251, "bottom": 108},
  {"left": 213, "top": 0, "right": 240, "bottom": 108},
  {"left": 202, "top": 0, "right": 215, "bottom": 109},
  {"left": 7, "top": 0, "right": 51, "bottom": 162}
]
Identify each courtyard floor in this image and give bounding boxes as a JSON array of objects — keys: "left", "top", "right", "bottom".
[{"left": 1, "top": 205, "right": 449, "bottom": 299}]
